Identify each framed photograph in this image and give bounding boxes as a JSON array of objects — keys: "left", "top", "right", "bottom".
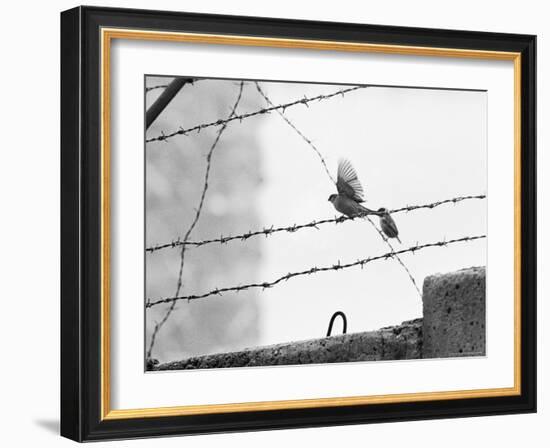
[{"left": 60, "top": 6, "right": 536, "bottom": 441}]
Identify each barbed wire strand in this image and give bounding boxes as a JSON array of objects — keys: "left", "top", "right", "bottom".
[
  {"left": 145, "top": 194, "right": 486, "bottom": 253},
  {"left": 391, "top": 194, "right": 486, "bottom": 213},
  {"left": 254, "top": 82, "right": 423, "bottom": 297},
  {"left": 146, "top": 82, "right": 245, "bottom": 359},
  {"left": 146, "top": 235, "right": 486, "bottom": 307},
  {"left": 146, "top": 85, "right": 367, "bottom": 144},
  {"left": 367, "top": 193, "right": 487, "bottom": 297},
  {"left": 146, "top": 79, "right": 205, "bottom": 93},
  {"left": 254, "top": 82, "right": 336, "bottom": 184}
]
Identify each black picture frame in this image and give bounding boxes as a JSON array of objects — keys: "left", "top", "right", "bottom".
[{"left": 61, "top": 5, "right": 536, "bottom": 442}]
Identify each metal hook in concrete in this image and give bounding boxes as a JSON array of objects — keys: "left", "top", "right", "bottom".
[{"left": 326, "top": 311, "right": 348, "bottom": 337}]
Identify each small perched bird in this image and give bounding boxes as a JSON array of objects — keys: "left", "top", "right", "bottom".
[
  {"left": 378, "top": 207, "right": 402, "bottom": 243},
  {"left": 328, "top": 159, "right": 378, "bottom": 217}
]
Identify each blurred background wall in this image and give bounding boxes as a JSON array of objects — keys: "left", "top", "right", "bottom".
[{"left": 146, "top": 77, "right": 264, "bottom": 362}]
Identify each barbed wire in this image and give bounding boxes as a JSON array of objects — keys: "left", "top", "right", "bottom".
[
  {"left": 254, "top": 82, "right": 336, "bottom": 184},
  {"left": 146, "top": 82, "right": 245, "bottom": 359},
  {"left": 252, "top": 82, "right": 426, "bottom": 298},
  {"left": 373, "top": 191, "right": 485, "bottom": 293},
  {"left": 144, "top": 80, "right": 487, "bottom": 359},
  {"left": 146, "top": 79, "right": 204, "bottom": 93},
  {"left": 145, "top": 85, "right": 367, "bottom": 144},
  {"left": 371, "top": 192, "right": 487, "bottom": 296},
  {"left": 365, "top": 215, "right": 422, "bottom": 296},
  {"left": 146, "top": 234, "right": 486, "bottom": 307},
  {"left": 145, "top": 194, "right": 486, "bottom": 253},
  {"left": 391, "top": 194, "right": 486, "bottom": 213}
]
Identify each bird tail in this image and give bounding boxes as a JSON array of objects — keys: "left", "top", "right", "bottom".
[
  {"left": 359, "top": 204, "right": 382, "bottom": 216},
  {"left": 396, "top": 236, "right": 402, "bottom": 244}
]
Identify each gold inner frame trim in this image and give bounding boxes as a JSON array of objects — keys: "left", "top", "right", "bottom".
[{"left": 100, "top": 27, "right": 522, "bottom": 420}]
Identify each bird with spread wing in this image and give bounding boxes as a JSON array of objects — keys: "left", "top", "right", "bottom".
[
  {"left": 328, "top": 158, "right": 402, "bottom": 243},
  {"left": 328, "top": 158, "right": 379, "bottom": 218}
]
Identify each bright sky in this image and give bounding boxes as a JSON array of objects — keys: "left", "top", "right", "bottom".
[{"left": 252, "top": 81, "right": 487, "bottom": 345}]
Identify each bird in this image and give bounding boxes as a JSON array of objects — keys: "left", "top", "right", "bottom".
[
  {"left": 328, "top": 158, "right": 379, "bottom": 218},
  {"left": 377, "top": 207, "right": 402, "bottom": 243}
]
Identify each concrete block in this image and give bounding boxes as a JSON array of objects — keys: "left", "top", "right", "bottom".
[
  {"left": 422, "top": 266, "right": 486, "bottom": 359},
  {"left": 151, "top": 266, "right": 487, "bottom": 371},
  {"left": 154, "top": 318, "right": 422, "bottom": 370}
]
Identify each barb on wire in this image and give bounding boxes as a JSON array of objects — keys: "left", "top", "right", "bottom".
[
  {"left": 255, "top": 82, "right": 336, "bottom": 184},
  {"left": 146, "top": 85, "right": 367, "bottom": 144},
  {"left": 146, "top": 82, "right": 245, "bottom": 359},
  {"left": 146, "top": 235, "right": 486, "bottom": 307},
  {"left": 145, "top": 194, "right": 486, "bottom": 253}
]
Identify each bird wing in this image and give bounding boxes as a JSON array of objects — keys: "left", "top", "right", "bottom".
[{"left": 336, "top": 158, "right": 365, "bottom": 202}]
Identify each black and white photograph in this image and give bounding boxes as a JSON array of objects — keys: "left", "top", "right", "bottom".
[
  {"left": 144, "top": 76, "right": 487, "bottom": 371},
  {"left": 52, "top": 3, "right": 539, "bottom": 443}
]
